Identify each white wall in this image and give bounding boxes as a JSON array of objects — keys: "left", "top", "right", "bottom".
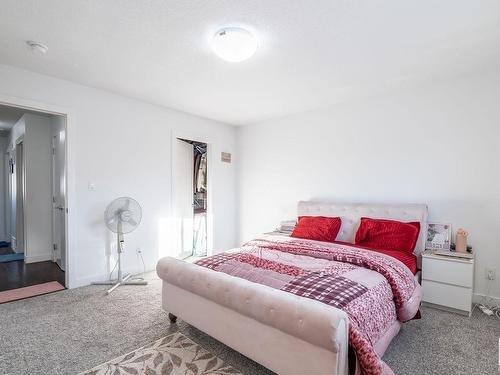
[
  {"left": 237, "top": 71, "right": 500, "bottom": 301},
  {"left": 0, "top": 64, "right": 237, "bottom": 288},
  {"left": 8, "top": 115, "right": 25, "bottom": 249},
  {"left": 24, "top": 114, "right": 53, "bottom": 262},
  {"left": 8, "top": 115, "right": 25, "bottom": 150},
  {"left": 7, "top": 113, "right": 53, "bottom": 259}
]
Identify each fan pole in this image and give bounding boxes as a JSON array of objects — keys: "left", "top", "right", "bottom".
[{"left": 117, "top": 221, "right": 123, "bottom": 282}]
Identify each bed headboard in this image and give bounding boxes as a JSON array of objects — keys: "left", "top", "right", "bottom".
[{"left": 297, "top": 201, "right": 428, "bottom": 254}]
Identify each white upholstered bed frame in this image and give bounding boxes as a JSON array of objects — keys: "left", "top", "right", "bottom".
[{"left": 157, "top": 201, "right": 428, "bottom": 375}]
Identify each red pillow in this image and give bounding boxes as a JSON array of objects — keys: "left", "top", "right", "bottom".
[
  {"left": 355, "top": 217, "right": 420, "bottom": 254},
  {"left": 291, "top": 216, "right": 342, "bottom": 243}
]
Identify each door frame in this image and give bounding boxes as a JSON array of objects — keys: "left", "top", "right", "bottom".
[
  {"left": 174, "top": 139, "right": 195, "bottom": 259},
  {"left": 0, "top": 94, "right": 75, "bottom": 288},
  {"left": 14, "top": 137, "right": 26, "bottom": 255},
  {"left": 170, "top": 129, "right": 214, "bottom": 256}
]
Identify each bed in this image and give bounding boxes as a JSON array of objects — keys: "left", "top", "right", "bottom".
[{"left": 156, "top": 201, "right": 427, "bottom": 375}]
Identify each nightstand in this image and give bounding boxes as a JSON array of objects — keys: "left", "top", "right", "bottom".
[{"left": 421, "top": 250, "right": 474, "bottom": 316}]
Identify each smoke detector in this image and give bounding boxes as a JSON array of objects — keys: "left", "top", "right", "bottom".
[{"left": 26, "top": 40, "right": 48, "bottom": 54}]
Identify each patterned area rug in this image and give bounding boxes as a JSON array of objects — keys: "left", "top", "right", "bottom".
[{"left": 80, "top": 332, "right": 242, "bottom": 375}]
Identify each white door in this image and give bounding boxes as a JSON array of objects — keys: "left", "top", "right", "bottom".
[
  {"left": 15, "top": 142, "right": 24, "bottom": 253},
  {"left": 52, "top": 129, "right": 66, "bottom": 270},
  {"left": 173, "top": 139, "right": 194, "bottom": 259}
]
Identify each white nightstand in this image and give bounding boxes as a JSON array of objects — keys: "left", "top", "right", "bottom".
[{"left": 421, "top": 250, "right": 474, "bottom": 316}]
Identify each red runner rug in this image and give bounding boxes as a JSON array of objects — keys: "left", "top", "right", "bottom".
[{"left": 0, "top": 281, "right": 65, "bottom": 304}]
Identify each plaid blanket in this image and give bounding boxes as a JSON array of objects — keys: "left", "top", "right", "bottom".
[{"left": 195, "top": 235, "right": 421, "bottom": 375}]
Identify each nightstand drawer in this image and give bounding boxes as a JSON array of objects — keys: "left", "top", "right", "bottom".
[
  {"left": 422, "top": 280, "right": 472, "bottom": 312},
  {"left": 422, "top": 257, "right": 473, "bottom": 288}
]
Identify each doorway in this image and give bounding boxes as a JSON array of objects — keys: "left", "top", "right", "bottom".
[
  {"left": 173, "top": 138, "right": 208, "bottom": 259},
  {"left": 0, "top": 104, "right": 67, "bottom": 293}
]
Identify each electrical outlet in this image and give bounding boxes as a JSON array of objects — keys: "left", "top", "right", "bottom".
[
  {"left": 136, "top": 248, "right": 146, "bottom": 276},
  {"left": 485, "top": 267, "right": 496, "bottom": 280}
]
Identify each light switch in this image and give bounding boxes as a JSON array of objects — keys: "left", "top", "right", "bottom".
[{"left": 88, "top": 182, "right": 96, "bottom": 191}]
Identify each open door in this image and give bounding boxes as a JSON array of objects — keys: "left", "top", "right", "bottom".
[
  {"left": 52, "top": 127, "right": 66, "bottom": 271},
  {"left": 14, "top": 142, "right": 25, "bottom": 253},
  {"left": 173, "top": 139, "right": 194, "bottom": 259}
]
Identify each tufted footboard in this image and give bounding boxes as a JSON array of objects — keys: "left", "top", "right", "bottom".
[{"left": 157, "top": 257, "right": 349, "bottom": 375}]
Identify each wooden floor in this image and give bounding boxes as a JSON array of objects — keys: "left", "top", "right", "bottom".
[{"left": 0, "top": 260, "right": 65, "bottom": 292}]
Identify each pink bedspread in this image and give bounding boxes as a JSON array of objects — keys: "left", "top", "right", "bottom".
[{"left": 195, "top": 235, "right": 422, "bottom": 375}]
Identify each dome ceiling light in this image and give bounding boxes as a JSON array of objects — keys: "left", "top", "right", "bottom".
[{"left": 211, "top": 27, "right": 257, "bottom": 62}]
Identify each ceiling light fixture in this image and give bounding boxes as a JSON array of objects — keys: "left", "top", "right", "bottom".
[
  {"left": 211, "top": 27, "right": 257, "bottom": 62},
  {"left": 26, "top": 40, "right": 48, "bottom": 54}
]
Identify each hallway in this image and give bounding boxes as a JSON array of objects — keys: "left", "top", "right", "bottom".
[{"left": 0, "top": 260, "right": 64, "bottom": 292}]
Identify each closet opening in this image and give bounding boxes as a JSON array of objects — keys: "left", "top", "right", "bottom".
[{"left": 173, "top": 138, "right": 208, "bottom": 259}]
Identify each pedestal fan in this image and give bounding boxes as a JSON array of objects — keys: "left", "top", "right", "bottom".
[{"left": 93, "top": 197, "right": 148, "bottom": 294}]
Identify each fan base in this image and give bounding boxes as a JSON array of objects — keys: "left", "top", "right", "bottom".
[{"left": 92, "top": 274, "right": 148, "bottom": 294}]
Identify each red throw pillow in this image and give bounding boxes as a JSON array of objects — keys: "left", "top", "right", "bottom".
[
  {"left": 291, "top": 216, "right": 342, "bottom": 243},
  {"left": 355, "top": 217, "right": 420, "bottom": 254}
]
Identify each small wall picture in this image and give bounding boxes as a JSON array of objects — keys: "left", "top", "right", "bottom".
[
  {"left": 426, "top": 223, "right": 452, "bottom": 250},
  {"left": 221, "top": 152, "right": 231, "bottom": 163}
]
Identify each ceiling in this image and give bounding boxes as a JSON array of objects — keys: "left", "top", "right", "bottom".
[{"left": 0, "top": 1, "right": 499, "bottom": 125}]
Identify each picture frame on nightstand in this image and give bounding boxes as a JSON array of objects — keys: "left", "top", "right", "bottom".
[{"left": 425, "top": 222, "right": 452, "bottom": 251}]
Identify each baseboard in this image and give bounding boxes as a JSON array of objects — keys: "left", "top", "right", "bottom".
[
  {"left": 73, "top": 273, "right": 107, "bottom": 289},
  {"left": 422, "top": 301, "right": 471, "bottom": 316},
  {"left": 25, "top": 253, "right": 52, "bottom": 263},
  {"left": 473, "top": 293, "right": 500, "bottom": 306}
]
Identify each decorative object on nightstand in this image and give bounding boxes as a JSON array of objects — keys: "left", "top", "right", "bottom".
[
  {"left": 421, "top": 250, "right": 474, "bottom": 316},
  {"left": 455, "top": 228, "right": 468, "bottom": 253},
  {"left": 434, "top": 227, "right": 473, "bottom": 260},
  {"left": 425, "top": 222, "right": 452, "bottom": 251}
]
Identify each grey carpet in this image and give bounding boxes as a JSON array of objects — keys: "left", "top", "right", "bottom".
[{"left": 0, "top": 272, "right": 498, "bottom": 375}]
